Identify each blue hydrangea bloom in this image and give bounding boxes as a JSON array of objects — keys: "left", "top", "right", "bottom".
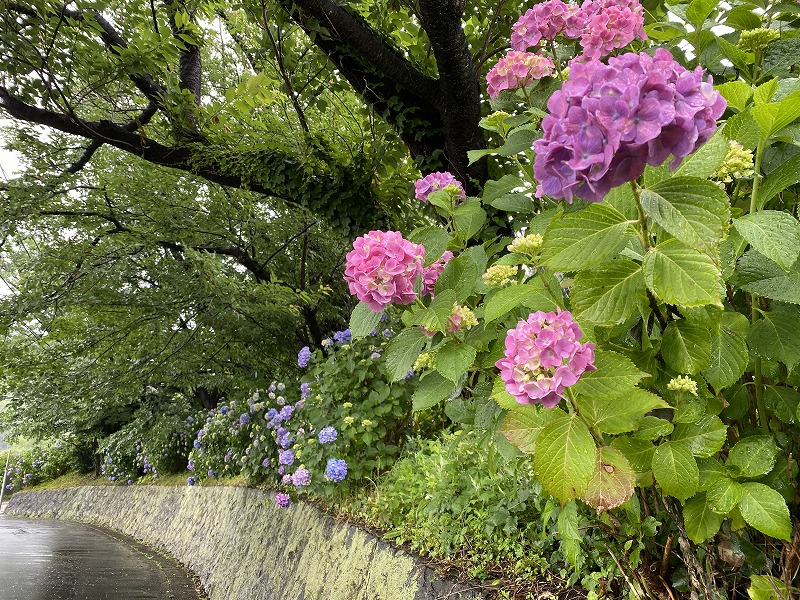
[
  {"left": 239, "top": 413, "right": 251, "bottom": 425},
  {"left": 278, "top": 450, "right": 295, "bottom": 466},
  {"left": 333, "top": 329, "right": 352, "bottom": 344},
  {"left": 318, "top": 427, "right": 338, "bottom": 445},
  {"left": 297, "top": 346, "right": 312, "bottom": 368},
  {"left": 300, "top": 382, "right": 311, "bottom": 399},
  {"left": 187, "top": 476, "right": 196, "bottom": 486},
  {"left": 325, "top": 458, "right": 348, "bottom": 483}
]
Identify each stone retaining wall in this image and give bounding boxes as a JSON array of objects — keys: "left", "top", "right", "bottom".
[{"left": 6, "top": 486, "right": 486, "bottom": 600}]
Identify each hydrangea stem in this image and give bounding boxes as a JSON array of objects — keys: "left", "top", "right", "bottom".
[{"left": 749, "top": 140, "right": 769, "bottom": 435}]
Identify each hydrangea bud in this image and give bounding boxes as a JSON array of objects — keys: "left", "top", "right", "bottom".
[
  {"left": 710, "top": 141, "right": 754, "bottom": 183},
  {"left": 667, "top": 375, "right": 698, "bottom": 396},
  {"left": 447, "top": 305, "right": 478, "bottom": 333},
  {"left": 737, "top": 28, "right": 780, "bottom": 53},
  {"left": 507, "top": 233, "right": 544, "bottom": 255},
  {"left": 413, "top": 352, "right": 435, "bottom": 372},
  {"left": 482, "top": 265, "right": 518, "bottom": 288}
]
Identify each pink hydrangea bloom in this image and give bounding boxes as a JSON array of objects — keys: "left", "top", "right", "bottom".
[
  {"left": 578, "top": 0, "right": 647, "bottom": 59},
  {"left": 421, "top": 251, "right": 453, "bottom": 297},
  {"left": 533, "top": 49, "right": 727, "bottom": 203},
  {"left": 487, "top": 51, "right": 555, "bottom": 98},
  {"left": 496, "top": 311, "right": 596, "bottom": 408},
  {"left": 344, "top": 230, "right": 425, "bottom": 312},
  {"left": 414, "top": 172, "right": 466, "bottom": 203},
  {"left": 511, "top": 0, "right": 580, "bottom": 49}
]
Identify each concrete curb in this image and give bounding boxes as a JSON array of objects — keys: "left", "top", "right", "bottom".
[{"left": 6, "top": 486, "right": 489, "bottom": 600}]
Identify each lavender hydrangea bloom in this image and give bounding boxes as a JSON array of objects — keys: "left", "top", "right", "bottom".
[
  {"left": 300, "top": 382, "right": 311, "bottom": 399},
  {"left": 279, "top": 405, "right": 295, "bottom": 421},
  {"left": 318, "top": 427, "right": 338, "bottom": 444},
  {"left": 325, "top": 458, "right": 348, "bottom": 483},
  {"left": 219, "top": 406, "right": 228, "bottom": 415},
  {"left": 533, "top": 49, "right": 726, "bottom": 203},
  {"left": 333, "top": 329, "right": 352, "bottom": 344},
  {"left": 278, "top": 449, "right": 295, "bottom": 466},
  {"left": 187, "top": 476, "right": 196, "bottom": 486},
  {"left": 297, "top": 346, "right": 312, "bottom": 368},
  {"left": 292, "top": 467, "right": 312, "bottom": 487},
  {"left": 239, "top": 413, "right": 250, "bottom": 426},
  {"left": 274, "top": 492, "right": 291, "bottom": 508}
]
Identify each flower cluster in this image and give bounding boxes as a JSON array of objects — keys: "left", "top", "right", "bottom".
[
  {"left": 447, "top": 305, "right": 478, "bottom": 333},
  {"left": 318, "top": 426, "right": 338, "bottom": 444},
  {"left": 667, "top": 375, "right": 698, "bottom": 396},
  {"left": 344, "top": 230, "right": 425, "bottom": 312},
  {"left": 483, "top": 264, "right": 518, "bottom": 288},
  {"left": 325, "top": 458, "right": 348, "bottom": 483},
  {"left": 534, "top": 49, "right": 727, "bottom": 202},
  {"left": 414, "top": 172, "right": 466, "bottom": 204},
  {"left": 711, "top": 141, "right": 754, "bottom": 182},
  {"left": 496, "top": 310, "right": 596, "bottom": 408},
  {"left": 486, "top": 51, "right": 555, "bottom": 98},
  {"left": 738, "top": 28, "right": 780, "bottom": 53},
  {"left": 511, "top": 0, "right": 646, "bottom": 60},
  {"left": 274, "top": 492, "right": 291, "bottom": 508},
  {"left": 508, "top": 233, "right": 544, "bottom": 255},
  {"left": 421, "top": 251, "right": 453, "bottom": 297},
  {"left": 297, "top": 346, "right": 312, "bottom": 368}
]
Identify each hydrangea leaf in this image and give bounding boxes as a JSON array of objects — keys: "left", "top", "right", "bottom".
[
  {"left": 763, "top": 386, "right": 800, "bottom": 423},
  {"left": 385, "top": 327, "right": 427, "bottom": 381},
  {"left": 661, "top": 320, "right": 713, "bottom": 375},
  {"left": 571, "top": 259, "right": 646, "bottom": 326},
  {"left": 453, "top": 200, "right": 487, "bottom": 242},
  {"left": 632, "top": 416, "right": 674, "bottom": 441},
  {"left": 408, "top": 226, "right": 450, "bottom": 267},
  {"left": 672, "top": 416, "right": 727, "bottom": 458},
  {"left": 731, "top": 250, "right": 800, "bottom": 304},
  {"left": 738, "top": 482, "right": 792, "bottom": 541},
  {"left": 491, "top": 375, "right": 519, "bottom": 411},
  {"left": 726, "top": 436, "right": 779, "bottom": 479},
  {"left": 435, "top": 246, "right": 486, "bottom": 302},
  {"left": 715, "top": 81, "right": 754, "bottom": 113},
  {"left": 748, "top": 576, "right": 791, "bottom": 600},
  {"left": 575, "top": 388, "right": 668, "bottom": 435},
  {"left": 733, "top": 210, "right": 800, "bottom": 270},
  {"left": 751, "top": 90, "right": 800, "bottom": 141},
  {"left": 763, "top": 38, "right": 800, "bottom": 75},
  {"left": 411, "top": 371, "right": 455, "bottom": 411},
  {"left": 686, "top": 0, "right": 718, "bottom": 26},
  {"left": 582, "top": 446, "right": 635, "bottom": 512},
  {"left": 717, "top": 37, "right": 755, "bottom": 75},
  {"left": 756, "top": 154, "right": 800, "bottom": 209},
  {"left": 697, "top": 457, "right": 729, "bottom": 492},
  {"left": 435, "top": 342, "right": 477, "bottom": 384},
  {"left": 643, "top": 239, "right": 723, "bottom": 307},
  {"left": 571, "top": 350, "right": 644, "bottom": 400},
  {"left": 414, "top": 289, "right": 457, "bottom": 332},
  {"left": 641, "top": 177, "right": 730, "bottom": 254},
  {"left": 683, "top": 493, "right": 724, "bottom": 543},
  {"left": 652, "top": 441, "right": 699, "bottom": 501},
  {"left": 349, "top": 302, "right": 383, "bottom": 339},
  {"left": 534, "top": 412, "right": 597, "bottom": 503},
  {"left": 672, "top": 133, "right": 730, "bottom": 178},
  {"left": 483, "top": 281, "right": 558, "bottom": 324},
  {"left": 747, "top": 307, "right": 800, "bottom": 368},
  {"left": 488, "top": 193, "right": 535, "bottom": 213},
  {"left": 482, "top": 174, "right": 526, "bottom": 203},
  {"left": 541, "top": 204, "right": 632, "bottom": 272},
  {"left": 703, "top": 317, "right": 749, "bottom": 392},
  {"left": 723, "top": 110, "right": 761, "bottom": 150},
  {"left": 707, "top": 478, "right": 743, "bottom": 515},
  {"left": 610, "top": 436, "right": 656, "bottom": 477},
  {"left": 724, "top": 6, "right": 761, "bottom": 32},
  {"left": 498, "top": 404, "right": 562, "bottom": 454}
]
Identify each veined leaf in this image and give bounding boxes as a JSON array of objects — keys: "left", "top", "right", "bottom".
[
  {"left": 571, "top": 259, "right": 646, "bottom": 326},
  {"left": 703, "top": 316, "right": 749, "bottom": 392},
  {"left": 652, "top": 441, "right": 699, "bottom": 501},
  {"left": 498, "top": 404, "right": 559, "bottom": 454},
  {"left": 582, "top": 446, "right": 635, "bottom": 512},
  {"left": 349, "top": 302, "right": 383, "bottom": 339},
  {"left": 715, "top": 81, "right": 754, "bottom": 113},
  {"left": 534, "top": 412, "right": 597, "bottom": 503},
  {"left": 726, "top": 436, "right": 779, "bottom": 479},
  {"left": 643, "top": 239, "right": 723, "bottom": 307},
  {"left": 733, "top": 211, "right": 800, "bottom": 270},
  {"left": 483, "top": 281, "right": 558, "bottom": 324},
  {"left": 412, "top": 372, "right": 455, "bottom": 411},
  {"left": 738, "top": 482, "right": 792, "bottom": 541},
  {"left": 747, "top": 306, "right": 800, "bottom": 369},
  {"left": 732, "top": 250, "right": 800, "bottom": 304},
  {"left": 672, "top": 415, "right": 727, "bottom": 458},
  {"left": 385, "top": 328, "right": 427, "bottom": 381},
  {"left": 756, "top": 154, "right": 800, "bottom": 209},
  {"left": 673, "top": 133, "right": 730, "bottom": 178},
  {"left": 575, "top": 388, "right": 668, "bottom": 435},
  {"left": 683, "top": 493, "right": 724, "bottom": 543},
  {"left": 661, "top": 320, "right": 713, "bottom": 375},
  {"left": 408, "top": 226, "right": 450, "bottom": 266},
  {"left": 435, "top": 342, "right": 477, "bottom": 383},
  {"left": 572, "top": 350, "right": 644, "bottom": 400}
]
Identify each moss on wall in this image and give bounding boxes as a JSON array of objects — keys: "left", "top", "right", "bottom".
[{"left": 6, "top": 487, "right": 486, "bottom": 600}]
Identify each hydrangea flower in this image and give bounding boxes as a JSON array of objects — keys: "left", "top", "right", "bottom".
[
  {"left": 447, "top": 305, "right": 478, "bottom": 333},
  {"left": 297, "top": 346, "right": 312, "bottom": 368},
  {"left": 483, "top": 265, "right": 518, "bottom": 288},
  {"left": 278, "top": 449, "right": 295, "bottom": 466},
  {"left": 333, "top": 329, "right": 352, "bottom": 344},
  {"left": 325, "top": 458, "right": 348, "bottom": 482},
  {"left": 275, "top": 492, "right": 291, "bottom": 508},
  {"left": 533, "top": 49, "right": 726, "bottom": 203},
  {"left": 344, "top": 230, "right": 425, "bottom": 312},
  {"left": 318, "top": 427, "right": 338, "bottom": 444},
  {"left": 187, "top": 476, "right": 196, "bottom": 486},
  {"left": 511, "top": 0, "right": 580, "bottom": 49},
  {"left": 239, "top": 413, "right": 250, "bottom": 426},
  {"left": 421, "top": 251, "right": 453, "bottom": 297},
  {"left": 300, "top": 382, "right": 311, "bottom": 399},
  {"left": 496, "top": 310, "right": 596, "bottom": 408},
  {"left": 414, "top": 172, "right": 466, "bottom": 203},
  {"left": 291, "top": 467, "right": 311, "bottom": 487},
  {"left": 487, "top": 51, "right": 555, "bottom": 98}
]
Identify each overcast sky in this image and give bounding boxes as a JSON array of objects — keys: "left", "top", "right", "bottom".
[{"left": 0, "top": 119, "right": 23, "bottom": 178}]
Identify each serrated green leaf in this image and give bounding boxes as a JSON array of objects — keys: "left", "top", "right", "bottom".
[
  {"left": 686, "top": 0, "right": 717, "bottom": 25},
  {"left": 673, "top": 416, "right": 727, "bottom": 458},
  {"left": 541, "top": 204, "right": 631, "bottom": 272},
  {"left": 707, "top": 478, "right": 743, "bottom": 515},
  {"left": 641, "top": 177, "right": 730, "bottom": 254},
  {"left": 483, "top": 281, "right": 558, "bottom": 324},
  {"left": 732, "top": 251, "right": 800, "bottom": 303},
  {"left": 764, "top": 386, "right": 800, "bottom": 423},
  {"left": 408, "top": 226, "right": 450, "bottom": 267},
  {"left": 497, "top": 128, "right": 538, "bottom": 157},
  {"left": 349, "top": 302, "right": 383, "bottom": 339},
  {"left": 718, "top": 37, "right": 756, "bottom": 74},
  {"left": 489, "top": 192, "right": 535, "bottom": 213},
  {"left": 662, "top": 320, "right": 713, "bottom": 374},
  {"left": 453, "top": 200, "right": 487, "bottom": 242},
  {"left": 752, "top": 91, "right": 800, "bottom": 141},
  {"left": 498, "top": 404, "right": 558, "bottom": 453},
  {"left": 725, "top": 5, "right": 761, "bottom": 31},
  {"left": 726, "top": 436, "right": 779, "bottom": 479},
  {"left": 754, "top": 78, "right": 778, "bottom": 106},
  {"left": 571, "top": 259, "right": 646, "bottom": 326},
  {"left": 684, "top": 493, "right": 724, "bottom": 543},
  {"left": 724, "top": 110, "right": 762, "bottom": 149},
  {"left": 412, "top": 371, "right": 455, "bottom": 411},
  {"left": 748, "top": 575, "right": 791, "bottom": 600},
  {"left": 756, "top": 154, "right": 800, "bottom": 209},
  {"left": 715, "top": 81, "right": 754, "bottom": 113},
  {"left": 703, "top": 320, "right": 749, "bottom": 392},
  {"left": 697, "top": 457, "right": 728, "bottom": 491},
  {"left": 385, "top": 328, "right": 427, "bottom": 381},
  {"left": 652, "top": 441, "right": 699, "bottom": 501},
  {"left": 482, "top": 175, "right": 526, "bottom": 203},
  {"left": 534, "top": 412, "right": 597, "bottom": 503},
  {"left": 633, "top": 416, "right": 674, "bottom": 440},
  {"left": 491, "top": 375, "right": 518, "bottom": 411},
  {"left": 576, "top": 388, "right": 668, "bottom": 435},
  {"left": 748, "top": 307, "right": 800, "bottom": 369},
  {"left": 435, "top": 342, "right": 477, "bottom": 383},
  {"left": 582, "top": 446, "right": 635, "bottom": 512},
  {"left": 435, "top": 247, "right": 486, "bottom": 302},
  {"left": 734, "top": 211, "right": 800, "bottom": 270},
  {"left": 738, "top": 482, "right": 792, "bottom": 540},
  {"left": 572, "top": 350, "right": 644, "bottom": 400},
  {"left": 643, "top": 239, "right": 723, "bottom": 307},
  {"left": 611, "top": 436, "right": 655, "bottom": 476},
  {"left": 673, "top": 133, "right": 731, "bottom": 178},
  {"left": 763, "top": 38, "right": 800, "bottom": 76},
  {"left": 415, "top": 289, "right": 456, "bottom": 332}
]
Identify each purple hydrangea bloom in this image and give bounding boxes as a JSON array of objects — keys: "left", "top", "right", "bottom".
[
  {"left": 291, "top": 467, "right": 312, "bottom": 487},
  {"left": 276, "top": 427, "right": 293, "bottom": 449},
  {"left": 533, "top": 49, "right": 726, "bottom": 203},
  {"left": 279, "top": 405, "right": 295, "bottom": 421},
  {"left": 414, "top": 172, "right": 466, "bottom": 203},
  {"left": 187, "top": 476, "right": 196, "bottom": 486},
  {"left": 300, "top": 382, "right": 312, "bottom": 399},
  {"left": 193, "top": 439, "right": 202, "bottom": 450},
  {"left": 207, "top": 469, "right": 216, "bottom": 478},
  {"left": 298, "top": 346, "right": 312, "bottom": 368},
  {"left": 239, "top": 413, "right": 251, "bottom": 425},
  {"left": 274, "top": 492, "right": 291, "bottom": 508},
  {"left": 219, "top": 405, "right": 228, "bottom": 414},
  {"left": 278, "top": 450, "right": 295, "bottom": 466},
  {"left": 262, "top": 458, "right": 270, "bottom": 468},
  {"left": 318, "top": 427, "right": 338, "bottom": 445},
  {"left": 325, "top": 458, "right": 348, "bottom": 483},
  {"left": 333, "top": 329, "right": 352, "bottom": 344}
]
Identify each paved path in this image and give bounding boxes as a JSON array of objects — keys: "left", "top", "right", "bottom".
[{"left": 0, "top": 516, "right": 203, "bottom": 600}]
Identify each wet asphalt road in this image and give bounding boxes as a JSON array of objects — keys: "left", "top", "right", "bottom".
[{"left": 0, "top": 515, "right": 203, "bottom": 600}]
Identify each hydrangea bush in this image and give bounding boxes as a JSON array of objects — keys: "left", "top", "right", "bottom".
[
  {"left": 2, "top": 439, "right": 74, "bottom": 493},
  {"left": 343, "top": 0, "right": 800, "bottom": 595}
]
